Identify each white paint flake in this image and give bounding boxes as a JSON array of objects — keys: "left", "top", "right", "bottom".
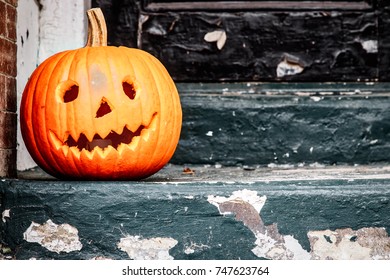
[
  {"left": 1, "top": 209, "right": 10, "bottom": 223},
  {"left": 208, "top": 189, "right": 266, "bottom": 214},
  {"left": 251, "top": 230, "right": 310, "bottom": 260},
  {"left": 276, "top": 58, "right": 304, "bottom": 77},
  {"left": 308, "top": 227, "right": 390, "bottom": 260},
  {"left": 310, "top": 96, "right": 322, "bottom": 102},
  {"left": 184, "top": 242, "right": 210, "bottom": 255},
  {"left": 118, "top": 235, "right": 178, "bottom": 260},
  {"left": 309, "top": 229, "right": 370, "bottom": 259},
  {"left": 284, "top": 235, "right": 312, "bottom": 260},
  {"left": 23, "top": 219, "right": 82, "bottom": 254},
  {"left": 361, "top": 40, "right": 378, "bottom": 53}
]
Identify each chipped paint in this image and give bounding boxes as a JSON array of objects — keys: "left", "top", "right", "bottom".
[
  {"left": 90, "top": 256, "right": 113, "bottom": 260},
  {"left": 208, "top": 189, "right": 390, "bottom": 260},
  {"left": 208, "top": 189, "right": 310, "bottom": 260},
  {"left": 308, "top": 227, "right": 390, "bottom": 260},
  {"left": 184, "top": 242, "right": 210, "bottom": 255},
  {"left": 360, "top": 40, "right": 378, "bottom": 54},
  {"left": 251, "top": 226, "right": 310, "bottom": 260},
  {"left": 118, "top": 235, "right": 178, "bottom": 260},
  {"left": 276, "top": 57, "right": 304, "bottom": 78},
  {"left": 310, "top": 96, "right": 322, "bottom": 102},
  {"left": 1, "top": 209, "right": 10, "bottom": 223},
  {"left": 284, "top": 235, "right": 312, "bottom": 259},
  {"left": 23, "top": 219, "right": 82, "bottom": 254},
  {"left": 208, "top": 189, "right": 266, "bottom": 214}
]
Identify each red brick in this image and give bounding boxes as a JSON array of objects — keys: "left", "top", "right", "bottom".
[
  {"left": 0, "top": 37, "right": 17, "bottom": 77},
  {"left": 0, "top": 111, "right": 16, "bottom": 149},
  {"left": 0, "top": 148, "right": 16, "bottom": 178},
  {"left": 0, "top": 2, "right": 17, "bottom": 41},
  {"left": 6, "top": 4, "right": 16, "bottom": 41},
  {"left": 0, "top": 0, "right": 17, "bottom": 179},
  {"left": 0, "top": 2, "right": 6, "bottom": 38},
  {"left": 0, "top": 74, "right": 16, "bottom": 111},
  {"left": 4, "top": 0, "right": 17, "bottom": 7}
]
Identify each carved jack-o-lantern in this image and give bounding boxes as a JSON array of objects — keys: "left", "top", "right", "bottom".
[{"left": 20, "top": 8, "right": 182, "bottom": 180}]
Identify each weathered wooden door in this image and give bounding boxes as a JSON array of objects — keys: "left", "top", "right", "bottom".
[{"left": 93, "top": 0, "right": 390, "bottom": 82}]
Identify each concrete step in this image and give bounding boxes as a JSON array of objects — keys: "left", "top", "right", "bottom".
[
  {"left": 1, "top": 164, "right": 390, "bottom": 260},
  {"left": 3, "top": 83, "right": 390, "bottom": 260},
  {"left": 172, "top": 82, "right": 390, "bottom": 166}
]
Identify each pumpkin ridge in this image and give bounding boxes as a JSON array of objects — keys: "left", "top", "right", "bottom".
[
  {"left": 123, "top": 49, "right": 164, "bottom": 171},
  {"left": 83, "top": 46, "right": 97, "bottom": 144},
  {"left": 49, "top": 50, "right": 83, "bottom": 177},
  {"left": 21, "top": 56, "right": 58, "bottom": 174},
  {"left": 136, "top": 50, "right": 181, "bottom": 170},
  {"left": 40, "top": 51, "right": 77, "bottom": 174}
]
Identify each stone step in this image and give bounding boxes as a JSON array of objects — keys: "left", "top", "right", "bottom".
[
  {"left": 1, "top": 164, "right": 390, "bottom": 260},
  {"left": 172, "top": 82, "right": 390, "bottom": 166}
]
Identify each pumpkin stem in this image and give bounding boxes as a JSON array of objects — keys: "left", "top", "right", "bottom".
[{"left": 86, "top": 8, "right": 108, "bottom": 47}]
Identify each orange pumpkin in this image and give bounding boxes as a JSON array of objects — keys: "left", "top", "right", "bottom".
[{"left": 20, "top": 8, "right": 182, "bottom": 180}]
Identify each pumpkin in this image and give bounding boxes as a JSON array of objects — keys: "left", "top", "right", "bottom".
[{"left": 20, "top": 8, "right": 182, "bottom": 180}]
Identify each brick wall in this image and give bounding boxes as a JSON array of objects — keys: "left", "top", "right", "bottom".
[{"left": 0, "top": 0, "right": 17, "bottom": 177}]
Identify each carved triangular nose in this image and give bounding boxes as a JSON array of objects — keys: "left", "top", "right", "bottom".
[{"left": 96, "top": 97, "right": 112, "bottom": 118}]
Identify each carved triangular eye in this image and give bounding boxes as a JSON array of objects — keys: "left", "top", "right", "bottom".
[
  {"left": 96, "top": 97, "right": 112, "bottom": 118},
  {"left": 123, "top": 81, "right": 136, "bottom": 100}
]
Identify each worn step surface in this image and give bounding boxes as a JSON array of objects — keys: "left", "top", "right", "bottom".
[
  {"left": 3, "top": 83, "right": 390, "bottom": 259},
  {"left": 172, "top": 82, "right": 390, "bottom": 166},
  {"left": 1, "top": 164, "right": 390, "bottom": 260}
]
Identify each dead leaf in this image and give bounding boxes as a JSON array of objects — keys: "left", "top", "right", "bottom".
[
  {"left": 204, "top": 30, "right": 227, "bottom": 50},
  {"left": 183, "top": 167, "right": 195, "bottom": 175}
]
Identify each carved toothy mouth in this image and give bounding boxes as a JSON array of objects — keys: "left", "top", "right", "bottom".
[
  {"left": 66, "top": 124, "right": 144, "bottom": 152},
  {"left": 49, "top": 113, "right": 157, "bottom": 154}
]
